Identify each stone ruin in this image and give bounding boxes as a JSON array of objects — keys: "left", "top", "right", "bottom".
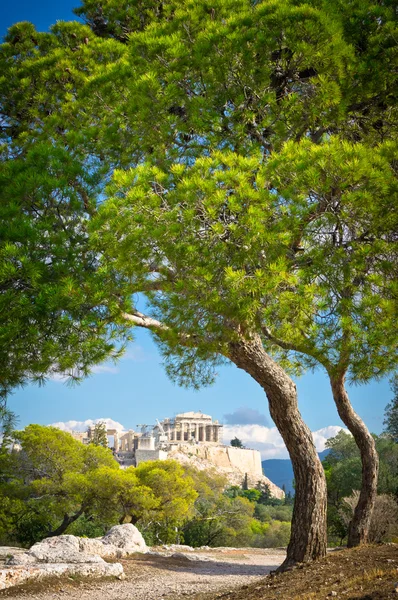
[{"left": 69, "top": 411, "right": 284, "bottom": 499}]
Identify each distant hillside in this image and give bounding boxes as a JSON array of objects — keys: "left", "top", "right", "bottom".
[{"left": 262, "top": 450, "right": 329, "bottom": 495}]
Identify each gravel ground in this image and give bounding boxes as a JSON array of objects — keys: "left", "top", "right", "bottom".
[{"left": 0, "top": 548, "right": 286, "bottom": 600}]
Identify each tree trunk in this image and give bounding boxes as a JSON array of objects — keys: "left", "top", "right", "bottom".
[
  {"left": 228, "top": 333, "right": 327, "bottom": 569},
  {"left": 47, "top": 507, "right": 85, "bottom": 537},
  {"left": 330, "top": 373, "right": 379, "bottom": 547}
]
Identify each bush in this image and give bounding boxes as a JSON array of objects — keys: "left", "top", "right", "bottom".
[
  {"left": 254, "top": 504, "right": 293, "bottom": 523},
  {"left": 341, "top": 492, "right": 398, "bottom": 543},
  {"left": 252, "top": 520, "right": 291, "bottom": 548}
]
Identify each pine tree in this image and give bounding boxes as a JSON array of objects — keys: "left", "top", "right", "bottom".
[{"left": 1, "top": 0, "right": 396, "bottom": 568}]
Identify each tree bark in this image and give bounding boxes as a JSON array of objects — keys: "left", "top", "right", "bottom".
[
  {"left": 329, "top": 373, "right": 379, "bottom": 547},
  {"left": 228, "top": 333, "right": 327, "bottom": 569}
]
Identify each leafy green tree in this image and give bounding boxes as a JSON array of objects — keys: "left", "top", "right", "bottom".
[
  {"left": 2, "top": 0, "right": 397, "bottom": 567},
  {"left": 255, "top": 481, "right": 272, "bottom": 505},
  {"left": 1, "top": 425, "right": 119, "bottom": 543},
  {"left": 0, "top": 22, "right": 131, "bottom": 399},
  {"left": 133, "top": 460, "right": 198, "bottom": 544},
  {"left": 184, "top": 494, "right": 255, "bottom": 548},
  {"left": 384, "top": 376, "right": 398, "bottom": 443},
  {"left": 89, "top": 422, "right": 109, "bottom": 448},
  {"left": 251, "top": 519, "right": 291, "bottom": 548},
  {"left": 83, "top": 465, "right": 158, "bottom": 526},
  {"left": 1, "top": 425, "right": 198, "bottom": 546}
]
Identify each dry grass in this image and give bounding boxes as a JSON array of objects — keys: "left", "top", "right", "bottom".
[{"left": 193, "top": 544, "right": 398, "bottom": 600}]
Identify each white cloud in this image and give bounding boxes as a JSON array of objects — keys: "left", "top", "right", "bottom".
[
  {"left": 122, "top": 346, "right": 150, "bottom": 362},
  {"left": 311, "top": 426, "right": 348, "bottom": 453},
  {"left": 48, "top": 363, "right": 119, "bottom": 383},
  {"left": 222, "top": 424, "right": 348, "bottom": 460},
  {"left": 91, "top": 365, "right": 119, "bottom": 375},
  {"left": 48, "top": 346, "right": 148, "bottom": 383},
  {"left": 50, "top": 418, "right": 126, "bottom": 433}
]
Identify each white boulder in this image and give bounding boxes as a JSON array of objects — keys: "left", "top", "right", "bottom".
[
  {"left": 21, "top": 535, "right": 104, "bottom": 564},
  {"left": 0, "top": 524, "right": 147, "bottom": 590},
  {"left": 102, "top": 524, "right": 147, "bottom": 554}
]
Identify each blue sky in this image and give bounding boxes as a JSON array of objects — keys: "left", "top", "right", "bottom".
[{"left": 1, "top": 1, "right": 394, "bottom": 458}]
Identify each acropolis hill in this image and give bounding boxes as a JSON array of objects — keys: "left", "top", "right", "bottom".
[{"left": 70, "top": 411, "right": 284, "bottom": 500}]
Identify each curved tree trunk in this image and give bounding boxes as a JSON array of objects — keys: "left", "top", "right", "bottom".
[
  {"left": 47, "top": 507, "right": 85, "bottom": 537},
  {"left": 329, "top": 373, "right": 379, "bottom": 547},
  {"left": 228, "top": 333, "right": 327, "bottom": 569}
]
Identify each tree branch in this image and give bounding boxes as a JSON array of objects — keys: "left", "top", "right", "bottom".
[
  {"left": 122, "top": 311, "right": 169, "bottom": 332},
  {"left": 260, "top": 324, "right": 332, "bottom": 371}
]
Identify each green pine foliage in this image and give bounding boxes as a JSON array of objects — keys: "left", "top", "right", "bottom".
[{"left": 1, "top": 0, "right": 397, "bottom": 393}]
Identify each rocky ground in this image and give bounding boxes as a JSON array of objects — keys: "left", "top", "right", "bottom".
[
  {"left": 0, "top": 547, "right": 284, "bottom": 599},
  {"left": 1, "top": 544, "right": 397, "bottom": 599}
]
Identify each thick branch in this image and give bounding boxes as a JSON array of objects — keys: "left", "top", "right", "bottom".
[
  {"left": 260, "top": 324, "right": 332, "bottom": 371},
  {"left": 122, "top": 311, "right": 169, "bottom": 332}
]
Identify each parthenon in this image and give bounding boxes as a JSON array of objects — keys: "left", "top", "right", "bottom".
[
  {"left": 70, "top": 412, "right": 223, "bottom": 464},
  {"left": 154, "top": 411, "right": 222, "bottom": 444}
]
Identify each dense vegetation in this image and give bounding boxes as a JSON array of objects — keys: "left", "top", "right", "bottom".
[
  {"left": 1, "top": 419, "right": 396, "bottom": 549},
  {"left": 0, "top": 424, "right": 293, "bottom": 548}
]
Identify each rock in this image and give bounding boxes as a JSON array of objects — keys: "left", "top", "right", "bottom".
[
  {"left": 164, "top": 544, "right": 195, "bottom": 552},
  {"left": 0, "top": 561, "right": 123, "bottom": 590},
  {"left": 171, "top": 553, "right": 193, "bottom": 560},
  {"left": 78, "top": 538, "right": 105, "bottom": 555},
  {"left": 167, "top": 446, "right": 285, "bottom": 500},
  {"left": 26, "top": 536, "right": 104, "bottom": 564},
  {"left": 6, "top": 553, "right": 37, "bottom": 566},
  {"left": 329, "top": 592, "right": 338, "bottom": 597},
  {"left": 102, "top": 524, "right": 147, "bottom": 554},
  {"left": 78, "top": 538, "right": 122, "bottom": 559},
  {"left": 0, "top": 547, "right": 25, "bottom": 561}
]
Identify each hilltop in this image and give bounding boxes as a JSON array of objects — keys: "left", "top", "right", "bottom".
[{"left": 168, "top": 444, "right": 284, "bottom": 499}]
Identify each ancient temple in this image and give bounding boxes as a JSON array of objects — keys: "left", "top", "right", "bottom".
[{"left": 154, "top": 411, "right": 223, "bottom": 444}]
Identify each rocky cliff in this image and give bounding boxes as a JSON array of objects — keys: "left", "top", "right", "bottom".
[{"left": 167, "top": 444, "right": 284, "bottom": 499}]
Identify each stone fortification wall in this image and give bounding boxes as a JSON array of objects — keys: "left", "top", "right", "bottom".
[
  {"left": 173, "top": 445, "right": 263, "bottom": 478},
  {"left": 167, "top": 444, "right": 284, "bottom": 499},
  {"left": 135, "top": 448, "right": 168, "bottom": 466}
]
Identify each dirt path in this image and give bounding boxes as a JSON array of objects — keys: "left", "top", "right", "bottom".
[{"left": 0, "top": 548, "right": 286, "bottom": 600}]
